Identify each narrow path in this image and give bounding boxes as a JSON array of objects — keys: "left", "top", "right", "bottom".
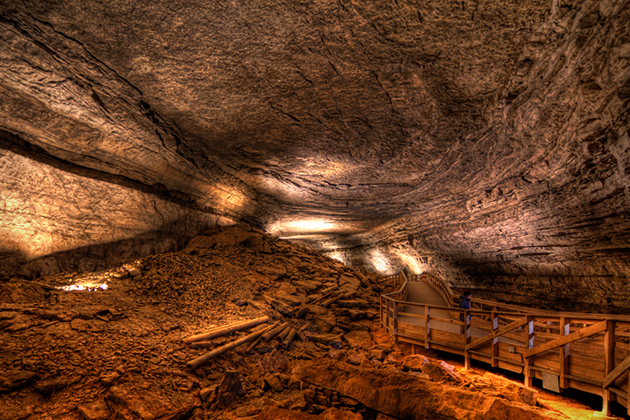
[
  {"left": 399, "top": 281, "right": 520, "bottom": 342},
  {"left": 398, "top": 281, "right": 462, "bottom": 334}
]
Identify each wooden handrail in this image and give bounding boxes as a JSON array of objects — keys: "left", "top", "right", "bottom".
[
  {"left": 604, "top": 355, "right": 630, "bottom": 389},
  {"left": 379, "top": 277, "right": 630, "bottom": 417},
  {"left": 465, "top": 316, "right": 529, "bottom": 351},
  {"left": 525, "top": 320, "right": 607, "bottom": 358}
]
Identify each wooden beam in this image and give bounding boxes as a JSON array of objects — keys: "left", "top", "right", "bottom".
[
  {"left": 603, "top": 320, "right": 615, "bottom": 416},
  {"left": 525, "top": 316, "right": 535, "bottom": 388},
  {"left": 393, "top": 301, "right": 399, "bottom": 343},
  {"left": 559, "top": 317, "right": 570, "bottom": 389},
  {"left": 379, "top": 297, "right": 384, "bottom": 327},
  {"left": 491, "top": 311, "right": 499, "bottom": 368},
  {"left": 464, "top": 311, "right": 472, "bottom": 369},
  {"left": 525, "top": 320, "right": 607, "bottom": 358},
  {"left": 603, "top": 354, "right": 630, "bottom": 389},
  {"left": 465, "top": 316, "right": 528, "bottom": 351},
  {"left": 425, "top": 305, "right": 431, "bottom": 350}
]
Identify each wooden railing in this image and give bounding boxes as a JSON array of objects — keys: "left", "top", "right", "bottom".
[{"left": 380, "top": 274, "right": 630, "bottom": 417}]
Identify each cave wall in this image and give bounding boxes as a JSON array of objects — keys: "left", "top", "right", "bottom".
[
  {"left": 0, "top": 0, "right": 629, "bottom": 312},
  {"left": 319, "top": 0, "right": 630, "bottom": 313},
  {"left": 0, "top": 147, "right": 238, "bottom": 279}
]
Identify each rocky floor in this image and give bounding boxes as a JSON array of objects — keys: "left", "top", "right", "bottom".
[{"left": 0, "top": 225, "right": 618, "bottom": 419}]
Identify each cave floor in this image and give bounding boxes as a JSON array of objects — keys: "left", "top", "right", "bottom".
[{"left": 0, "top": 228, "right": 623, "bottom": 419}]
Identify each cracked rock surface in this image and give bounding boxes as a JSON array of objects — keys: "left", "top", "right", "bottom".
[
  {"left": 0, "top": 0, "right": 629, "bottom": 312},
  {"left": 0, "top": 227, "right": 588, "bottom": 420}
]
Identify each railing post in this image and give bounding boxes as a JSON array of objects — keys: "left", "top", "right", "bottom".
[
  {"left": 393, "top": 301, "right": 399, "bottom": 343},
  {"left": 559, "top": 317, "right": 570, "bottom": 390},
  {"left": 524, "top": 315, "right": 535, "bottom": 388},
  {"left": 464, "top": 310, "right": 471, "bottom": 370},
  {"left": 491, "top": 311, "right": 499, "bottom": 368},
  {"left": 425, "top": 305, "right": 431, "bottom": 350},
  {"left": 603, "top": 320, "right": 615, "bottom": 417},
  {"left": 380, "top": 296, "right": 384, "bottom": 328}
]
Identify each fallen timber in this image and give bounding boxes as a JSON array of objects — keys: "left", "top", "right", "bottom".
[
  {"left": 381, "top": 271, "right": 630, "bottom": 417},
  {"left": 187, "top": 324, "right": 271, "bottom": 370},
  {"left": 182, "top": 316, "right": 270, "bottom": 344}
]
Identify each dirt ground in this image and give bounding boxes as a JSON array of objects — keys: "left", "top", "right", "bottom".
[{"left": 0, "top": 225, "right": 619, "bottom": 420}]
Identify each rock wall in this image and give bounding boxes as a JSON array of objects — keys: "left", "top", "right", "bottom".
[
  {"left": 319, "top": 0, "right": 630, "bottom": 313},
  {"left": 0, "top": 148, "right": 236, "bottom": 279},
  {"left": 0, "top": 0, "right": 628, "bottom": 314}
]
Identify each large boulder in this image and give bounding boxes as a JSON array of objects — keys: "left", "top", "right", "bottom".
[{"left": 293, "top": 359, "right": 563, "bottom": 420}]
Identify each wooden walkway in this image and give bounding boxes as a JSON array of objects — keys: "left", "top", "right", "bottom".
[{"left": 380, "top": 272, "right": 630, "bottom": 417}]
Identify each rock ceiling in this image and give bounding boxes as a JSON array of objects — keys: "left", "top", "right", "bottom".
[{"left": 1, "top": 0, "right": 630, "bottom": 309}]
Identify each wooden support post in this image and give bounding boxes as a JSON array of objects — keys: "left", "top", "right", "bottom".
[
  {"left": 559, "top": 317, "right": 570, "bottom": 390},
  {"left": 491, "top": 311, "right": 499, "bottom": 368},
  {"left": 425, "top": 306, "right": 431, "bottom": 350},
  {"left": 603, "top": 320, "right": 615, "bottom": 417},
  {"left": 380, "top": 297, "right": 384, "bottom": 327},
  {"left": 524, "top": 316, "right": 535, "bottom": 388},
  {"left": 464, "top": 310, "right": 472, "bottom": 370},
  {"left": 393, "top": 301, "right": 399, "bottom": 343}
]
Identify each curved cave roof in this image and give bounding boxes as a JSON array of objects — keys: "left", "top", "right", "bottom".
[{"left": 1, "top": 0, "right": 629, "bottom": 309}]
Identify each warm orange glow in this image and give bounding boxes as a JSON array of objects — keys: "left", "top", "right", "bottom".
[
  {"left": 325, "top": 250, "right": 348, "bottom": 265},
  {"left": 391, "top": 246, "right": 428, "bottom": 274},
  {"left": 57, "top": 283, "right": 108, "bottom": 292},
  {"left": 267, "top": 218, "right": 340, "bottom": 237},
  {"left": 367, "top": 248, "right": 395, "bottom": 275}
]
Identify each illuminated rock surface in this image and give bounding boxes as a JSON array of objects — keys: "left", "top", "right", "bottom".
[
  {"left": 0, "top": 231, "right": 595, "bottom": 419},
  {"left": 1, "top": 0, "right": 629, "bottom": 312}
]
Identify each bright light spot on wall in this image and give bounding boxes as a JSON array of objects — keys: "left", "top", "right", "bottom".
[
  {"left": 368, "top": 248, "right": 395, "bottom": 275},
  {"left": 267, "top": 218, "right": 339, "bottom": 237},
  {"left": 394, "top": 249, "right": 428, "bottom": 274},
  {"left": 325, "top": 250, "right": 348, "bottom": 265}
]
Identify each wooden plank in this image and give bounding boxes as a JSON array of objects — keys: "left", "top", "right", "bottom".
[
  {"left": 603, "top": 320, "right": 615, "bottom": 415},
  {"left": 379, "top": 297, "right": 384, "bottom": 327},
  {"left": 396, "top": 333, "right": 426, "bottom": 347},
  {"left": 565, "top": 374, "right": 604, "bottom": 387},
  {"left": 464, "top": 309, "right": 472, "bottom": 369},
  {"left": 393, "top": 301, "right": 399, "bottom": 343},
  {"left": 568, "top": 379, "right": 604, "bottom": 396},
  {"left": 525, "top": 316, "right": 535, "bottom": 387},
  {"left": 525, "top": 321, "right": 607, "bottom": 358},
  {"left": 498, "top": 360, "right": 524, "bottom": 374},
  {"left": 428, "top": 342, "right": 465, "bottom": 356},
  {"left": 559, "top": 317, "right": 570, "bottom": 389},
  {"left": 397, "top": 311, "right": 426, "bottom": 320},
  {"left": 431, "top": 329, "right": 466, "bottom": 349},
  {"left": 428, "top": 316, "right": 463, "bottom": 325},
  {"left": 491, "top": 311, "right": 499, "bottom": 368},
  {"left": 425, "top": 306, "right": 431, "bottom": 350},
  {"left": 466, "top": 316, "right": 528, "bottom": 351},
  {"left": 604, "top": 355, "right": 630, "bottom": 389}
]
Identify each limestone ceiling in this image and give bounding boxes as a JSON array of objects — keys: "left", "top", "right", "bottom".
[
  {"left": 1, "top": 0, "right": 629, "bottom": 288},
  {"left": 1, "top": 0, "right": 553, "bottom": 229}
]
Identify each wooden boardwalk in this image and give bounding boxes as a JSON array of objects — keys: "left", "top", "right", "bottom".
[{"left": 380, "top": 272, "right": 630, "bottom": 417}]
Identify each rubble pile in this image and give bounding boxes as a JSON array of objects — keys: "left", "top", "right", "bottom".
[{"left": 0, "top": 225, "right": 590, "bottom": 419}]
